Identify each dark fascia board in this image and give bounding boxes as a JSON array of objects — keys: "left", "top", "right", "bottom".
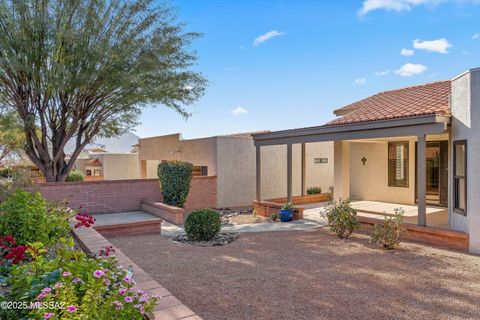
[{"left": 253, "top": 115, "right": 450, "bottom": 147}]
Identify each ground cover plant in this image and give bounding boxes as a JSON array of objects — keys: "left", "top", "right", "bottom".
[
  {"left": 0, "top": 191, "right": 157, "bottom": 319},
  {"left": 307, "top": 186, "right": 322, "bottom": 194}
]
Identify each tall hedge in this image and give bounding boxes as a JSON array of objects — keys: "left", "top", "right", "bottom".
[{"left": 158, "top": 161, "right": 193, "bottom": 208}]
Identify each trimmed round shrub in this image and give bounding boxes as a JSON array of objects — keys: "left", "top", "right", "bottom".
[
  {"left": 66, "top": 169, "right": 84, "bottom": 182},
  {"left": 157, "top": 161, "right": 193, "bottom": 208},
  {"left": 185, "top": 209, "right": 221, "bottom": 241}
]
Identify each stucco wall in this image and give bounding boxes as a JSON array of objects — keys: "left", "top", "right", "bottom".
[
  {"left": 138, "top": 134, "right": 217, "bottom": 175},
  {"left": 260, "top": 142, "right": 333, "bottom": 203},
  {"left": 216, "top": 136, "right": 256, "bottom": 207},
  {"left": 99, "top": 153, "right": 141, "bottom": 180},
  {"left": 349, "top": 139, "right": 416, "bottom": 205},
  {"left": 450, "top": 69, "right": 480, "bottom": 253}
]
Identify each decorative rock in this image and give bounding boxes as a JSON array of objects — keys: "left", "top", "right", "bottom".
[
  {"left": 216, "top": 207, "right": 253, "bottom": 226},
  {"left": 172, "top": 232, "right": 239, "bottom": 247}
]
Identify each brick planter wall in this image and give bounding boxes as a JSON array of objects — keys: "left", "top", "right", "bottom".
[{"left": 34, "top": 176, "right": 217, "bottom": 215}]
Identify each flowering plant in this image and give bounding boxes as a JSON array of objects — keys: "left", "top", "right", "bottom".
[
  {"left": 73, "top": 213, "right": 95, "bottom": 229},
  {"left": 9, "top": 238, "right": 158, "bottom": 320}
]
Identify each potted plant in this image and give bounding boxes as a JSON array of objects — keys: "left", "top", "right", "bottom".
[
  {"left": 279, "top": 202, "right": 294, "bottom": 222},
  {"left": 270, "top": 212, "right": 278, "bottom": 222}
]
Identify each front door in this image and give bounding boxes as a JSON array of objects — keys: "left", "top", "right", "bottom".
[{"left": 416, "top": 141, "right": 448, "bottom": 206}]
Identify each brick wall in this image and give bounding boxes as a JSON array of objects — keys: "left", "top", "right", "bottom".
[{"left": 34, "top": 176, "right": 217, "bottom": 214}]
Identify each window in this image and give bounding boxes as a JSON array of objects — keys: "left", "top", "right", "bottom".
[
  {"left": 192, "top": 166, "right": 208, "bottom": 176},
  {"left": 453, "top": 140, "right": 467, "bottom": 215},
  {"left": 388, "top": 141, "right": 409, "bottom": 187},
  {"left": 86, "top": 170, "right": 92, "bottom": 176},
  {"left": 94, "top": 169, "right": 102, "bottom": 177},
  {"left": 314, "top": 158, "right": 328, "bottom": 164}
]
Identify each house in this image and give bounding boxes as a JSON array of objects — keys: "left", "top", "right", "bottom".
[
  {"left": 137, "top": 132, "right": 334, "bottom": 207},
  {"left": 72, "top": 148, "right": 140, "bottom": 181},
  {"left": 252, "top": 68, "right": 480, "bottom": 253}
]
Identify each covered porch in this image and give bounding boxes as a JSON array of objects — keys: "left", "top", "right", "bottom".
[
  {"left": 253, "top": 115, "right": 451, "bottom": 226},
  {"left": 252, "top": 114, "right": 469, "bottom": 250}
]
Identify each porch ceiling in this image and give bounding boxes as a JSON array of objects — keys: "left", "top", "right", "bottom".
[{"left": 253, "top": 114, "right": 450, "bottom": 147}]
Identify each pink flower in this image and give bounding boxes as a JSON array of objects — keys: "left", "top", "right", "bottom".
[
  {"left": 124, "top": 296, "right": 133, "bottom": 303},
  {"left": 118, "top": 288, "right": 127, "bottom": 295},
  {"left": 71, "top": 278, "right": 82, "bottom": 284},
  {"left": 139, "top": 306, "right": 145, "bottom": 314},
  {"left": 93, "top": 270, "right": 105, "bottom": 278},
  {"left": 43, "top": 313, "right": 54, "bottom": 319},
  {"left": 35, "top": 291, "right": 47, "bottom": 301},
  {"left": 54, "top": 282, "right": 63, "bottom": 289},
  {"left": 112, "top": 300, "right": 122, "bottom": 310},
  {"left": 62, "top": 271, "right": 72, "bottom": 277},
  {"left": 42, "top": 287, "right": 52, "bottom": 293},
  {"left": 123, "top": 276, "right": 132, "bottom": 283},
  {"left": 139, "top": 294, "right": 149, "bottom": 302},
  {"left": 66, "top": 305, "right": 77, "bottom": 313}
]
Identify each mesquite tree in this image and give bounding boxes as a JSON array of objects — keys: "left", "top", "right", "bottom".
[{"left": 0, "top": 0, "right": 206, "bottom": 181}]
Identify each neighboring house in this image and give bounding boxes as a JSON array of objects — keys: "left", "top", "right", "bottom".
[
  {"left": 253, "top": 68, "right": 480, "bottom": 253},
  {"left": 138, "top": 132, "right": 334, "bottom": 207},
  {"left": 72, "top": 149, "right": 140, "bottom": 181}
]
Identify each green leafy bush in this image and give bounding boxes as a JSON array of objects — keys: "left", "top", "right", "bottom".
[
  {"left": 0, "top": 190, "right": 71, "bottom": 246},
  {"left": 66, "top": 169, "right": 84, "bottom": 182},
  {"left": 185, "top": 209, "right": 221, "bottom": 241},
  {"left": 4, "top": 239, "right": 157, "bottom": 320},
  {"left": 158, "top": 161, "right": 193, "bottom": 208},
  {"left": 281, "top": 202, "right": 294, "bottom": 211},
  {"left": 371, "top": 208, "right": 405, "bottom": 249},
  {"left": 306, "top": 186, "right": 322, "bottom": 195},
  {"left": 321, "top": 198, "right": 359, "bottom": 239},
  {"left": 0, "top": 167, "right": 12, "bottom": 178}
]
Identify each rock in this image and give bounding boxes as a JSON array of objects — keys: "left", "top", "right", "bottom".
[{"left": 172, "top": 232, "right": 239, "bottom": 247}]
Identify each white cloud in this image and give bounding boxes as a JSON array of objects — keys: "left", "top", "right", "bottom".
[
  {"left": 358, "top": 0, "right": 429, "bottom": 16},
  {"left": 413, "top": 38, "right": 452, "bottom": 54},
  {"left": 230, "top": 107, "right": 248, "bottom": 116},
  {"left": 375, "top": 70, "right": 390, "bottom": 76},
  {"left": 253, "top": 30, "right": 285, "bottom": 46},
  {"left": 354, "top": 78, "right": 367, "bottom": 85},
  {"left": 394, "top": 63, "right": 427, "bottom": 76},
  {"left": 473, "top": 33, "right": 480, "bottom": 39},
  {"left": 400, "top": 48, "right": 415, "bottom": 56}
]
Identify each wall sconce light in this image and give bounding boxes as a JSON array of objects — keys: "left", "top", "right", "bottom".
[{"left": 361, "top": 157, "right": 367, "bottom": 166}]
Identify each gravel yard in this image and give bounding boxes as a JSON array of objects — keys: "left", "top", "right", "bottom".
[{"left": 108, "top": 228, "right": 480, "bottom": 320}]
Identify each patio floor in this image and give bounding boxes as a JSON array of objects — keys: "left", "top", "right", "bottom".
[{"left": 108, "top": 228, "right": 480, "bottom": 320}]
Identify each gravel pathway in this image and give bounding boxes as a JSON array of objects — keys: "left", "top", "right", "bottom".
[{"left": 108, "top": 229, "right": 480, "bottom": 320}]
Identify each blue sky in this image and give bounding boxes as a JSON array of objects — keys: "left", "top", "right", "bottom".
[{"left": 134, "top": 0, "right": 480, "bottom": 139}]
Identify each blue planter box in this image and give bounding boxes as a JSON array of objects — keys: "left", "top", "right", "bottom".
[{"left": 279, "top": 209, "right": 293, "bottom": 222}]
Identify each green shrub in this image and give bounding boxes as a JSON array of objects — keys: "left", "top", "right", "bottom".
[
  {"left": 321, "top": 198, "right": 359, "bottom": 239},
  {"left": 0, "top": 167, "right": 12, "bottom": 178},
  {"left": 158, "top": 161, "right": 193, "bottom": 208},
  {"left": 185, "top": 209, "right": 221, "bottom": 241},
  {"left": 306, "top": 186, "right": 322, "bottom": 195},
  {"left": 371, "top": 208, "right": 405, "bottom": 249},
  {"left": 0, "top": 190, "right": 71, "bottom": 246},
  {"left": 270, "top": 213, "right": 277, "bottom": 221},
  {"left": 66, "top": 169, "right": 84, "bottom": 182}
]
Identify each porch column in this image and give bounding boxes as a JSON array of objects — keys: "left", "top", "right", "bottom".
[
  {"left": 256, "top": 145, "right": 262, "bottom": 201},
  {"left": 287, "top": 143, "right": 293, "bottom": 203},
  {"left": 417, "top": 134, "right": 427, "bottom": 226},
  {"left": 301, "top": 142, "right": 306, "bottom": 196},
  {"left": 333, "top": 141, "right": 350, "bottom": 200}
]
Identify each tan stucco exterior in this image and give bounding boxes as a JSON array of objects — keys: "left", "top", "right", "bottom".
[{"left": 138, "top": 133, "right": 334, "bottom": 208}]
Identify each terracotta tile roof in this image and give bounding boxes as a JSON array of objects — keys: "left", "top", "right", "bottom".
[
  {"left": 326, "top": 80, "right": 451, "bottom": 127},
  {"left": 86, "top": 159, "right": 102, "bottom": 166}
]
